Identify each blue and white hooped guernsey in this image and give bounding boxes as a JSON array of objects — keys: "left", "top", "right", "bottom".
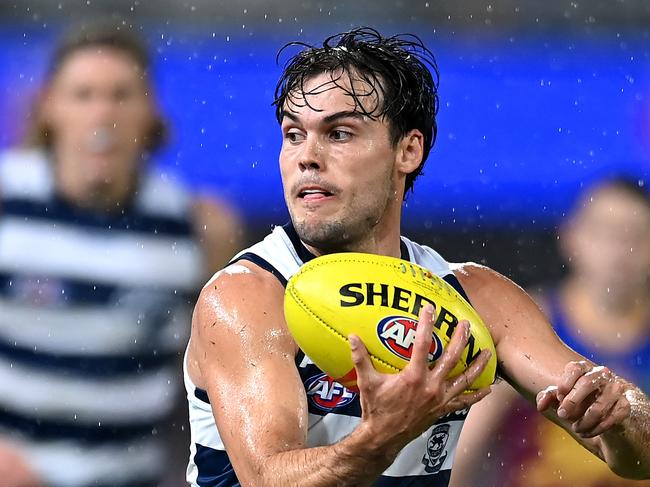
[
  {"left": 185, "top": 223, "right": 472, "bottom": 487},
  {"left": 0, "top": 149, "right": 204, "bottom": 487}
]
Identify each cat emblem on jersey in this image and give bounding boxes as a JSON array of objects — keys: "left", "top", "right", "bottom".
[{"left": 422, "top": 423, "right": 450, "bottom": 473}]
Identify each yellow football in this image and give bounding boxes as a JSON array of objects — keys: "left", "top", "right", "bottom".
[{"left": 284, "top": 252, "right": 496, "bottom": 392}]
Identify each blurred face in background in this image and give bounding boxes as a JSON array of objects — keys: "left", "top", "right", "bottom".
[
  {"left": 40, "top": 46, "right": 156, "bottom": 210},
  {"left": 561, "top": 185, "right": 650, "bottom": 297}
]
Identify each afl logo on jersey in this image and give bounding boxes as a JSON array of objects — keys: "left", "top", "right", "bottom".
[
  {"left": 305, "top": 373, "right": 356, "bottom": 411},
  {"left": 377, "top": 315, "right": 443, "bottom": 362}
]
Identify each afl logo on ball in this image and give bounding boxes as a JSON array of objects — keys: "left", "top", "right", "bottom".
[
  {"left": 305, "top": 373, "right": 356, "bottom": 411},
  {"left": 377, "top": 316, "right": 443, "bottom": 362}
]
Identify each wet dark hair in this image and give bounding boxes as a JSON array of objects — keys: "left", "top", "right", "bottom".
[
  {"left": 26, "top": 19, "right": 166, "bottom": 152},
  {"left": 566, "top": 175, "right": 650, "bottom": 227},
  {"left": 273, "top": 27, "right": 440, "bottom": 196},
  {"left": 591, "top": 176, "right": 650, "bottom": 211},
  {"left": 47, "top": 20, "right": 151, "bottom": 80}
]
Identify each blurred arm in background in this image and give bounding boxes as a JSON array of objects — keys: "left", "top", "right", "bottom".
[{"left": 193, "top": 195, "right": 243, "bottom": 274}]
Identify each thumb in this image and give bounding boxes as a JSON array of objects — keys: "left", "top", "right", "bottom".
[
  {"left": 536, "top": 385, "right": 560, "bottom": 413},
  {"left": 349, "top": 334, "right": 376, "bottom": 386}
]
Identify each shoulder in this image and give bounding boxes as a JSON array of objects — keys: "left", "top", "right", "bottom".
[
  {"left": 189, "top": 260, "right": 296, "bottom": 388},
  {"left": 195, "top": 260, "right": 285, "bottom": 325},
  {"left": 191, "top": 259, "right": 292, "bottom": 356},
  {"left": 0, "top": 147, "right": 48, "bottom": 169},
  {"left": 191, "top": 194, "right": 244, "bottom": 265},
  {"left": 135, "top": 170, "right": 194, "bottom": 218},
  {"left": 451, "top": 262, "right": 517, "bottom": 287},
  {"left": 192, "top": 194, "right": 241, "bottom": 227},
  {"left": 451, "top": 262, "right": 520, "bottom": 296},
  {"left": 0, "top": 148, "right": 52, "bottom": 199}
]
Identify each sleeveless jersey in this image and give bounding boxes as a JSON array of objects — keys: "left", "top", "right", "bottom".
[
  {"left": 184, "top": 223, "right": 472, "bottom": 487},
  {"left": 0, "top": 149, "right": 203, "bottom": 487}
]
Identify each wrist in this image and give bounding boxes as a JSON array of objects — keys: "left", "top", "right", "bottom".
[
  {"left": 337, "top": 420, "right": 399, "bottom": 469},
  {"left": 599, "top": 386, "right": 650, "bottom": 479}
]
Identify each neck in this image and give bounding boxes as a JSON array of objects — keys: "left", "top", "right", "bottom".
[
  {"left": 560, "top": 277, "right": 650, "bottom": 351},
  {"left": 56, "top": 174, "right": 135, "bottom": 212},
  {"left": 564, "top": 276, "right": 650, "bottom": 318},
  {"left": 52, "top": 153, "right": 136, "bottom": 212}
]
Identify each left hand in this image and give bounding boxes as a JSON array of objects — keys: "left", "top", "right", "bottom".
[{"left": 536, "top": 360, "right": 632, "bottom": 438}]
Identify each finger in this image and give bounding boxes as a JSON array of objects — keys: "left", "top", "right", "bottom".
[
  {"left": 349, "top": 334, "right": 378, "bottom": 389},
  {"left": 431, "top": 320, "right": 470, "bottom": 380},
  {"left": 536, "top": 385, "right": 560, "bottom": 412},
  {"left": 570, "top": 376, "right": 629, "bottom": 434},
  {"left": 410, "top": 304, "right": 435, "bottom": 367},
  {"left": 447, "top": 348, "right": 492, "bottom": 396},
  {"left": 557, "top": 390, "right": 598, "bottom": 422},
  {"left": 579, "top": 414, "right": 618, "bottom": 439},
  {"left": 572, "top": 395, "right": 617, "bottom": 435},
  {"left": 558, "top": 367, "right": 610, "bottom": 420},
  {"left": 557, "top": 361, "right": 593, "bottom": 399},
  {"left": 578, "top": 397, "right": 631, "bottom": 438},
  {"left": 443, "top": 386, "right": 492, "bottom": 413}
]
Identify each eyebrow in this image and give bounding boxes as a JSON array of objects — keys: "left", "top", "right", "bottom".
[{"left": 281, "top": 110, "right": 368, "bottom": 125}]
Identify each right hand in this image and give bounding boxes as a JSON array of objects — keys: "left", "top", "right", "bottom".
[
  {"left": 349, "top": 305, "right": 492, "bottom": 455},
  {"left": 0, "top": 442, "right": 42, "bottom": 487}
]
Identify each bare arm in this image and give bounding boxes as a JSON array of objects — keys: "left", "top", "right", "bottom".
[
  {"left": 187, "top": 262, "right": 492, "bottom": 486},
  {"left": 0, "top": 441, "right": 41, "bottom": 487},
  {"left": 455, "top": 263, "right": 650, "bottom": 479},
  {"left": 449, "top": 380, "right": 520, "bottom": 487},
  {"left": 191, "top": 196, "right": 244, "bottom": 276}
]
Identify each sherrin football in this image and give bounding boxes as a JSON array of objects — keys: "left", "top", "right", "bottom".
[{"left": 284, "top": 252, "right": 497, "bottom": 392}]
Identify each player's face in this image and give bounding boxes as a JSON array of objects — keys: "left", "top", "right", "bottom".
[
  {"left": 42, "top": 47, "right": 155, "bottom": 206},
  {"left": 565, "top": 187, "right": 650, "bottom": 294},
  {"left": 279, "top": 71, "right": 407, "bottom": 253}
]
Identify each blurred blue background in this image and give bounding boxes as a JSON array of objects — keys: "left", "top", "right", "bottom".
[{"left": 1, "top": 0, "right": 650, "bottom": 281}]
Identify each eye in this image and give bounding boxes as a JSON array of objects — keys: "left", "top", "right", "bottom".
[
  {"left": 331, "top": 129, "right": 352, "bottom": 141},
  {"left": 112, "top": 86, "right": 134, "bottom": 103},
  {"left": 284, "top": 130, "right": 305, "bottom": 143},
  {"left": 71, "top": 85, "right": 92, "bottom": 102}
]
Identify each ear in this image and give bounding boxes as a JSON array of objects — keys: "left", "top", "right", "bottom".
[
  {"left": 557, "top": 217, "right": 577, "bottom": 263},
  {"left": 395, "top": 129, "right": 424, "bottom": 176},
  {"left": 24, "top": 86, "right": 55, "bottom": 147},
  {"left": 37, "top": 86, "right": 56, "bottom": 127}
]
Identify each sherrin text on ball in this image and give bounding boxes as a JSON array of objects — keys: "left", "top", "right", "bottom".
[{"left": 284, "top": 252, "right": 497, "bottom": 391}]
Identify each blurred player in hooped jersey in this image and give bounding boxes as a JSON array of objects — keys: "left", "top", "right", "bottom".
[
  {"left": 452, "top": 177, "right": 650, "bottom": 487},
  {"left": 0, "top": 20, "right": 241, "bottom": 487}
]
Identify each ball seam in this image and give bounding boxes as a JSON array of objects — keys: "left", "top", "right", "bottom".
[{"left": 294, "top": 257, "right": 455, "bottom": 300}]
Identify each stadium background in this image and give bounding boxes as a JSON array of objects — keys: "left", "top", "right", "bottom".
[{"left": 1, "top": 0, "right": 649, "bottom": 286}]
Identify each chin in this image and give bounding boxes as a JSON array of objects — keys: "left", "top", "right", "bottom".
[{"left": 293, "top": 218, "right": 356, "bottom": 251}]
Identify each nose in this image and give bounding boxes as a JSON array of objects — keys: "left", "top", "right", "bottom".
[
  {"left": 89, "top": 92, "right": 122, "bottom": 126},
  {"left": 298, "top": 136, "right": 325, "bottom": 172}
]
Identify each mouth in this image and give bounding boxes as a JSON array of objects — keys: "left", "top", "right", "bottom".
[
  {"left": 297, "top": 186, "right": 335, "bottom": 201},
  {"left": 85, "top": 127, "right": 118, "bottom": 155}
]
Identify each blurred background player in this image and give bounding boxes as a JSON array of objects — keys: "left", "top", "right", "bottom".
[
  {"left": 451, "top": 176, "right": 650, "bottom": 487},
  {"left": 0, "top": 20, "right": 242, "bottom": 487}
]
